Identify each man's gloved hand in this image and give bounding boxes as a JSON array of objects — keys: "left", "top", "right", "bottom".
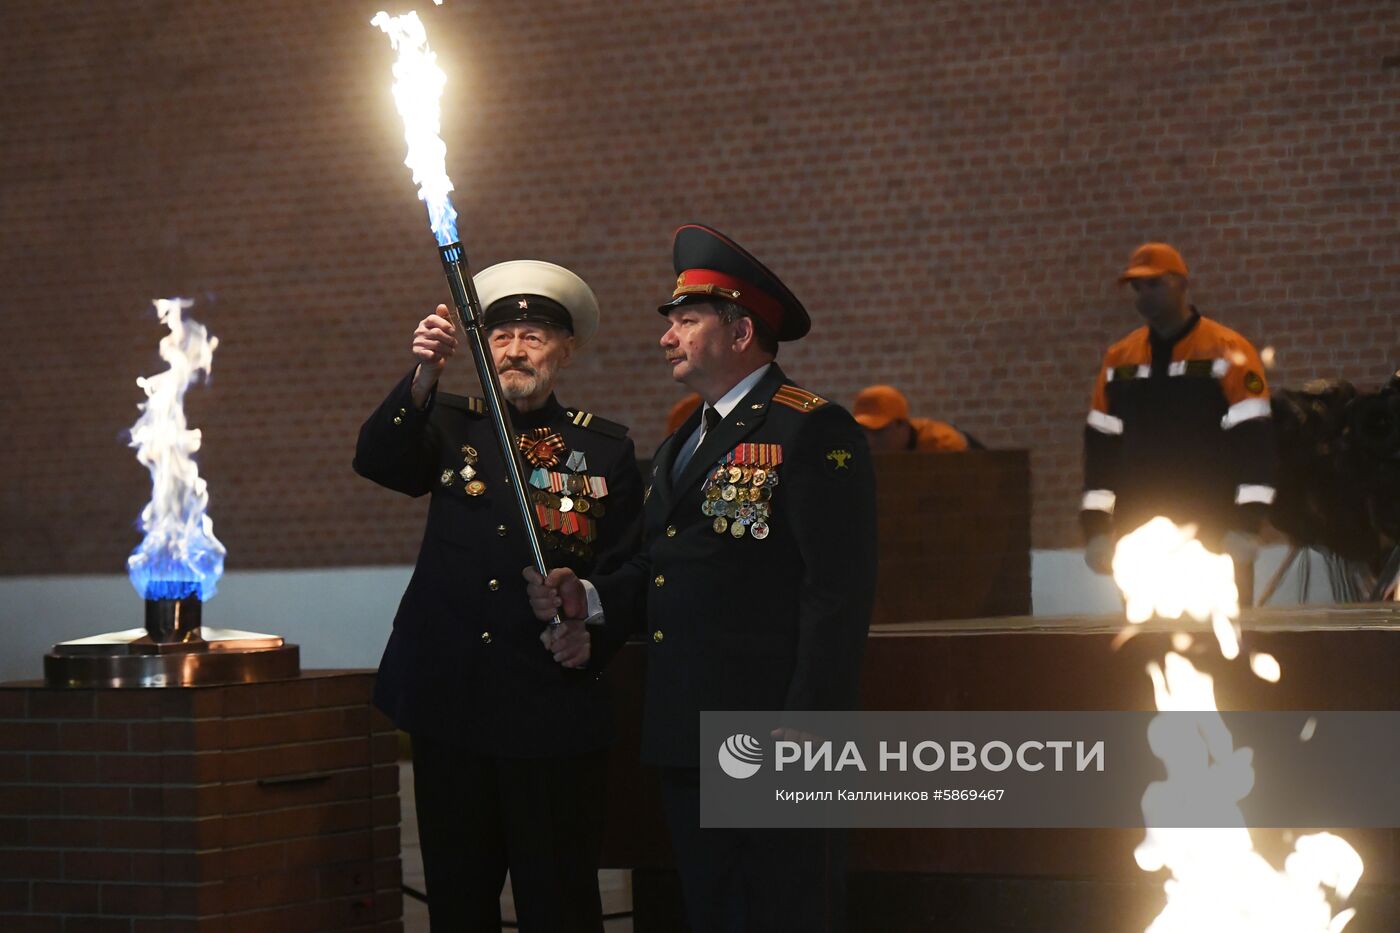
[
  {"left": 1084, "top": 533, "right": 1115, "bottom": 575},
  {"left": 1220, "top": 530, "right": 1261, "bottom": 567}
]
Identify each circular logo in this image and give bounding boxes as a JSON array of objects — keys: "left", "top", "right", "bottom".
[{"left": 717, "top": 733, "right": 764, "bottom": 780}]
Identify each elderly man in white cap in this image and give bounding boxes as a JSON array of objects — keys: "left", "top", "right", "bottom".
[{"left": 354, "top": 261, "right": 644, "bottom": 932}]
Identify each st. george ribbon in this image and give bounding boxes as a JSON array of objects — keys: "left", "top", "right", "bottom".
[{"left": 373, "top": 9, "right": 561, "bottom": 626}]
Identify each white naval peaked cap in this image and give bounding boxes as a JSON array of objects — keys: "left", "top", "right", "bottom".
[{"left": 472, "top": 259, "right": 600, "bottom": 349}]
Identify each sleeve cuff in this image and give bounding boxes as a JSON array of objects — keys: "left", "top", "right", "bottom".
[{"left": 581, "top": 578, "right": 605, "bottom": 626}]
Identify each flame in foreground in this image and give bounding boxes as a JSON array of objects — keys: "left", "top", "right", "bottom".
[
  {"left": 127, "top": 299, "right": 225, "bottom": 601},
  {"left": 1113, "top": 516, "right": 1241, "bottom": 659},
  {"left": 372, "top": 9, "right": 459, "bottom": 246},
  {"left": 1114, "top": 518, "right": 1362, "bottom": 932}
]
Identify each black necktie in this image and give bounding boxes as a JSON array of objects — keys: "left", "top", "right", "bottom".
[{"left": 672, "top": 406, "right": 720, "bottom": 482}]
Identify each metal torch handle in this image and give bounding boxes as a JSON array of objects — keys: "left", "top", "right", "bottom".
[{"left": 439, "top": 242, "right": 563, "bottom": 627}]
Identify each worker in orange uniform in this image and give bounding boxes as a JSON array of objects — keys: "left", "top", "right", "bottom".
[
  {"left": 1081, "top": 242, "right": 1276, "bottom": 604},
  {"left": 852, "top": 385, "right": 977, "bottom": 453}
]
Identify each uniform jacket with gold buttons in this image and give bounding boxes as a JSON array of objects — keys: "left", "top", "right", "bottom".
[
  {"left": 591, "top": 364, "right": 878, "bottom": 768},
  {"left": 353, "top": 371, "right": 643, "bottom": 756}
]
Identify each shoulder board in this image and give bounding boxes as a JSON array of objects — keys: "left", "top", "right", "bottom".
[
  {"left": 563, "top": 408, "right": 630, "bottom": 439},
  {"left": 437, "top": 393, "right": 487, "bottom": 416},
  {"left": 771, "top": 384, "right": 829, "bottom": 413}
]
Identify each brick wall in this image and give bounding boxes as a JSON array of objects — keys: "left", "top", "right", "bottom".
[
  {"left": 0, "top": 672, "right": 402, "bottom": 930},
  {"left": 2, "top": 0, "right": 1397, "bottom": 574}
]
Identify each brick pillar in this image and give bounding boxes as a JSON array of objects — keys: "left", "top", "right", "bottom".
[{"left": 0, "top": 671, "right": 402, "bottom": 932}]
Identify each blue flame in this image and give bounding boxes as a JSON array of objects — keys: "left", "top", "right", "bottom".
[
  {"left": 128, "top": 512, "right": 225, "bottom": 602},
  {"left": 427, "top": 193, "right": 458, "bottom": 247},
  {"left": 126, "top": 298, "right": 227, "bottom": 602}
]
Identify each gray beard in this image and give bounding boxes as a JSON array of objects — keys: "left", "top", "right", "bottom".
[{"left": 499, "top": 371, "right": 540, "bottom": 402}]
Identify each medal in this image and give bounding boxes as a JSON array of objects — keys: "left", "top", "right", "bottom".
[
  {"left": 559, "top": 496, "right": 574, "bottom": 513},
  {"left": 459, "top": 465, "right": 476, "bottom": 482},
  {"left": 517, "top": 428, "right": 567, "bottom": 468},
  {"left": 466, "top": 480, "right": 486, "bottom": 496},
  {"left": 699, "top": 444, "right": 784, "bottom": 536},
  {"left": 440, "top": 469, "right": 454, "bottom": 486}
]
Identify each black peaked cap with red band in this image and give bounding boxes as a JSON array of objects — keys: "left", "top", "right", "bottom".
[{"left": 657, "top": 224, "right": 811, "bottom": 342}]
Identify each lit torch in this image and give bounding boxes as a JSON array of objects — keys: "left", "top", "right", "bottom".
[{"left": 372, "top": 9, "right": 560, "bottom": 625}]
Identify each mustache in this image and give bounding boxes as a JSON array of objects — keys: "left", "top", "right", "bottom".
[{"left": 499, "top": 364, "right": 538, "bottom": 376}]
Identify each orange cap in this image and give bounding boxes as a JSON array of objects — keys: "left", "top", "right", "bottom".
[
  {"left": 852, "top": 385, "right": 910, "bottom": 430},
  {"left": 665, "top": 393, "right": 703, "bottom": 435},
  {"left": 1119, "top": 242, "right": 1188, "bottom": 282}
]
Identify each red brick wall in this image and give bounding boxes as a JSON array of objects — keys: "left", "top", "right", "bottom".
[
  {"left": 2, "top": 0, "right": 1397, "bottom": 573},
  {"left": 0, "top": 672, "right": 402, "bottom": 929}
]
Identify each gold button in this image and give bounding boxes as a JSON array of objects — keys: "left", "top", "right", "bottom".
[
  {"left": 488, "top": 579, "right": 500, "bottom": 591},
  {"left": 481, "top": 632, "right": 492, "bottom": 644},
  {"left": 496, "top": 525, "right": 508, "bottom": 537},
  {"left": 665, "top": 526, "right": 677, "bottom": 537},
  {"left": 392, "top": 415, "right": 403, "bottom": 425},
  {"left": 652, "top": 630, "right": 664, "bottom": 644},
  {"left": 653, "top": 574, "right": 665, "bottom": 587}
]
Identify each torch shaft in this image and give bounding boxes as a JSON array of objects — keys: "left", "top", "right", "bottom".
[{"left": 439, "top": 242, "right": 562, "bottom": 626}]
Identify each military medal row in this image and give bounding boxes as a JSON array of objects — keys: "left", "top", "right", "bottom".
[
  {"left": 529, "top": 466, "right": 609, "bottom": 516},
  {"left": 698, "top": 445, "right": 784, "bottom": 541}
]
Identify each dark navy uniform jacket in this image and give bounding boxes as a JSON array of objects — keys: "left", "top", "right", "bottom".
[
  {"left": 591, "top": 364, "right": 878, "bottom": 768},
  {"left": 353, "top": 370, "right": 643, "bottom": 757}
]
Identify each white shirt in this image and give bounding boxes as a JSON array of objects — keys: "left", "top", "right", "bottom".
[{"left": 707, "top": 363, "right": 773, "bottom": 426}]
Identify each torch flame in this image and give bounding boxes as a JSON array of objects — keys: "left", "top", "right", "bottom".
[
  {"left": 1116, "top": 519, "right": 1363, "bottom": 932},
  {"left": 126, "top": 298, "right": 225, "bottom": 601},
  {"left": 372, "top": 9, "right": 459, "bottom": 246}
]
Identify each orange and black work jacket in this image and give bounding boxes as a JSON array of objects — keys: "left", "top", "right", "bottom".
[{"left": 1081, "top": 310, "right": 1276, "bottom": 546}]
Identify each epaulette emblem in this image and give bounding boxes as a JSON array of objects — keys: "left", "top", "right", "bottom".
[
  {"left": 564, "top": 409, "right": 629, "bottom": 439},
  {"left": 772, "top": 385, "right": 828, "bottom": 413}
]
